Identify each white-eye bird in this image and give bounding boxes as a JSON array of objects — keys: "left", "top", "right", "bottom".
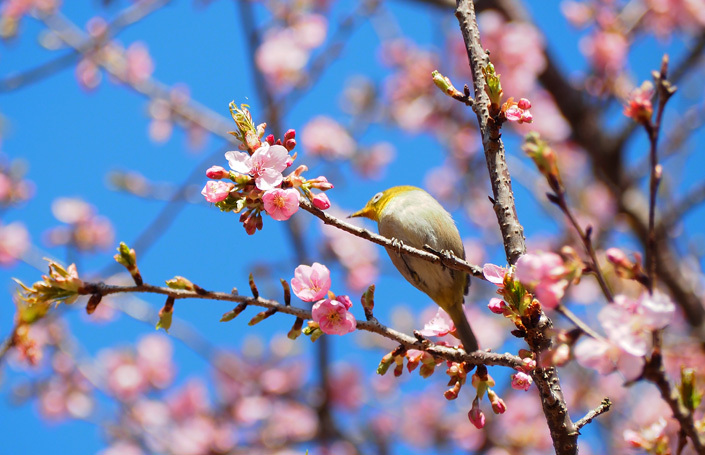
[{"left": 350, "top": 185, "right": 479, "bottom": 352}]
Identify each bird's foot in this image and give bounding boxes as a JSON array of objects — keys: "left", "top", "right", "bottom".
[
  {"left": 423, "top": 245, "right": 456, "bottom": 269},
  {"left": 390, "top": 237, "right": 405, "bottom": 255}
]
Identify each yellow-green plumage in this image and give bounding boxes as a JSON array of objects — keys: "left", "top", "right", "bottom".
[{"left": 351, "top": 186, "right": 478, "bottom": 352}]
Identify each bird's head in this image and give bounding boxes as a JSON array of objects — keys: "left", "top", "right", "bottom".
[{"left": 349, "top": 185, "right": 420, "bottom": 222}]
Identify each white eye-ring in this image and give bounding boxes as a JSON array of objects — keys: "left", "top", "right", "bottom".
[{"left": 371, "top": 192, "right": 383, "bottom": 203}]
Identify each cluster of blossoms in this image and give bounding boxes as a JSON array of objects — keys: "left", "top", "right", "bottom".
[
  {"left": 255, "top": 11, "right": 328, "bottom": 93},
  {"left": 291, "top": 262, "right": 356, "bottom": 336},
  {"left": 575, "top": 290, "right": 675, "bottom": 380},
  {"left": 202, "top": 103, "right": 333, "bottom": 234},
  {"left": 502, "top": 97, "right": 533, "bottom": 124},
  {"left": 45, "top": 197, "right": 115, "bottom": 252},
  {"left": 483, "top": 250, "right": 581, "bottom": 322}
]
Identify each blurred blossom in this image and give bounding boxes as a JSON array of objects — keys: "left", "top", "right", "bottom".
[
  {"left": 354, "top": 142, "right": 395, "bottom": 179},
  {"left": 167, "top": 379, "right": 210, "bottom": 421},
  {"left": 300, "top": 116, "right": 356, "bottom": 160},
  {"left": 0, "top": 221, "right": 29, "bottom": 265},
  {"left": 580, "top": 30, "right": 628, "bottom": 75},
  {"left": 290, "top": 13, "right": 327, "bottom": 48},
  {"left": 462, "top": 10, "right": 546, "bottom": 95},
  {"left": 136, "top": 333, "right": 175, "bottom": 389},
  {"left": 261, "top": 401, "right": 318, "bottom": 444},
  {"left": 46, "top": 197, "right": 114, "bottom": 251},
  {"left": 425, "top": 164, "right": 460, "bottom": 203},
  {"left": 561, "top": 1, "right": 594, "bottom": 27},
  {"left": 99, "top": 442, "right": 144, "bottom": 455},
  {"left": 329, "top": 364, "right": 364, "bottom": 410},
  {"left": 643, "top": 0, "right": 705, "bottom": 37},
  {"left": 382, "top": 40, "right": 439, "bottom": 132},
  {"left": 75, "top": 58, "right": 102, "bottom": 91},
  {"left": 0, "top": 163, "right": 35, "bottom": 207},
  {"left": 125, "top": 42, "right": 154, "bottom": 85}
]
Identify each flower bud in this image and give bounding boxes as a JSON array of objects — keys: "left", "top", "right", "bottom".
[
  {"left": 206, "top": 165, "right": 228, "bottom": 179},
  {"left": 312, "top": 193, "right": 331, "bottom": 210}
]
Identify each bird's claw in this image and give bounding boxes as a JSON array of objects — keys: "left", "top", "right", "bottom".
[{"left": 390, "top": 237, "right": 404, "bottom": 255}]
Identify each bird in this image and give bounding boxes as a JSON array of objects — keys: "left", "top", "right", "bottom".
[{"left": 350, "top": 185, "right": 478, "bottom": 352}]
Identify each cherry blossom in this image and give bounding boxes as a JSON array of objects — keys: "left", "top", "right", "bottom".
[
  {"left": 262, "top": 188, "right": 300, "bottom": 221},
  {"left": 201, "top": 181, "right": 234, "bottom": 203},
  {"left": 511, "top": 371, "right": 533, "bottom": 391},
  {"left": 418, "top": 307, "right": 454, "bottom": 337},
  {"left": 291, "top": 262, "right": 331, "bottom": 302},
  {"left": 225, "top": 143, "right": 290, "bottom": 191},
  {"left": 311, "top": 296, "right": 356, "bottom": 335},
  {"left": 515, "top": 252, "right": 569, "bottom": 309}
]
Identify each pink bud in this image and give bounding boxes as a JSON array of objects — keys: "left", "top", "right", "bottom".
[
  {"left": 468, "top": 404, "right": 485, "bottom": 429},
  {"left": 490, "top": 396, "right": 506, "bottom": 414},
  {"left": 309, "top": 176, "right": 334, "bottom": 190},
  {"left": 488, "top": 298, "right": 507, "bottom": 314},
  {"left": 606, "top": 247, "right": 629, "bottom": 265},
  {"left": 313, "top": 193, "right": 331, "bottom": 210},
  {"left": 284, "top": 129, "right": 296, "bottom": 140},
  {"left": 265, "top": 134, "right": 275, "bottom": 145},
  {"left": 517, "top": 98, "right": 531, "bottom": 110},
  {"left": 206, "top": 165, "right": 228, "bottom": 179},
  {"left": 285, "top": 138, "right": 297, "bottom": 151}
]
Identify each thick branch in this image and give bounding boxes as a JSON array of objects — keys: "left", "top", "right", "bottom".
[
  {"left": 454, "top": 1, "right": 526, "bottom": 265},
  {"left": 454, "top": 2, "right": 579, "bottom": 454}
]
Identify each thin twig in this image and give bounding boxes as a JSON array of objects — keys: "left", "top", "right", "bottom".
[
  {"left": 575, "top": 398, "right": 612, "bottom": 431},
  {"left": 555, "top": 305, "right": 606, "bottom": 342},
  {"left": 76, "top": 280, "right": 523, "bottom": 369}
]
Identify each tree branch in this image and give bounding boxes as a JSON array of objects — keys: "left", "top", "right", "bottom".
[{"left": 77, "top": 281, "right": 524, "bottom": 369}]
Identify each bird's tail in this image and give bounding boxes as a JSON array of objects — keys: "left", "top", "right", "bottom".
[{"left": 446, "top": 305, "right": 479, "bottom": 353}]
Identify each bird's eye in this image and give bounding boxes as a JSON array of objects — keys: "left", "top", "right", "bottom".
[{"left": 371, "top": 192, "right": 383, "bottom": 203}]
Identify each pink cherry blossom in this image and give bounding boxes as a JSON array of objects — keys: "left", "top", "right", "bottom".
[
  {"left": 291, "top": 262, "right": 331, "bottom": 302},
  {"left": 483, "top": 263, "right": 507, "bottom": 286},
  {"left": 505, "top": 105, "right": 523, "bottom": 122},
  {"left": 225, "top": 143, "right": 290, "bottom": 191},
  {"left": 312, "top": 192, "right": 331, "bottom": 210},
  {"left": 262, "top": 188, "right": 300, "bottom": 221},
  {"left": 312, "top": 297, "right": 356, "bottom": 335},
  {"left": 515, "top": 252, "right": 569, "bottom": 309},
  {"left": 418, "top": 307, "right": 454, "bottom": 337},
  {"left": 573, "top": 337, "right": 645, "bottom": 381},
  {"left": 201, "top": 181, "right": 234, "bottom": 203},
  {"left": 510, "top": 371, "right": 533, "bottom": 391}
]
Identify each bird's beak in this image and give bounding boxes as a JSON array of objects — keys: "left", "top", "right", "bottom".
[{"left": 348, "top": 206, "right": 372, "bottom": 219}]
